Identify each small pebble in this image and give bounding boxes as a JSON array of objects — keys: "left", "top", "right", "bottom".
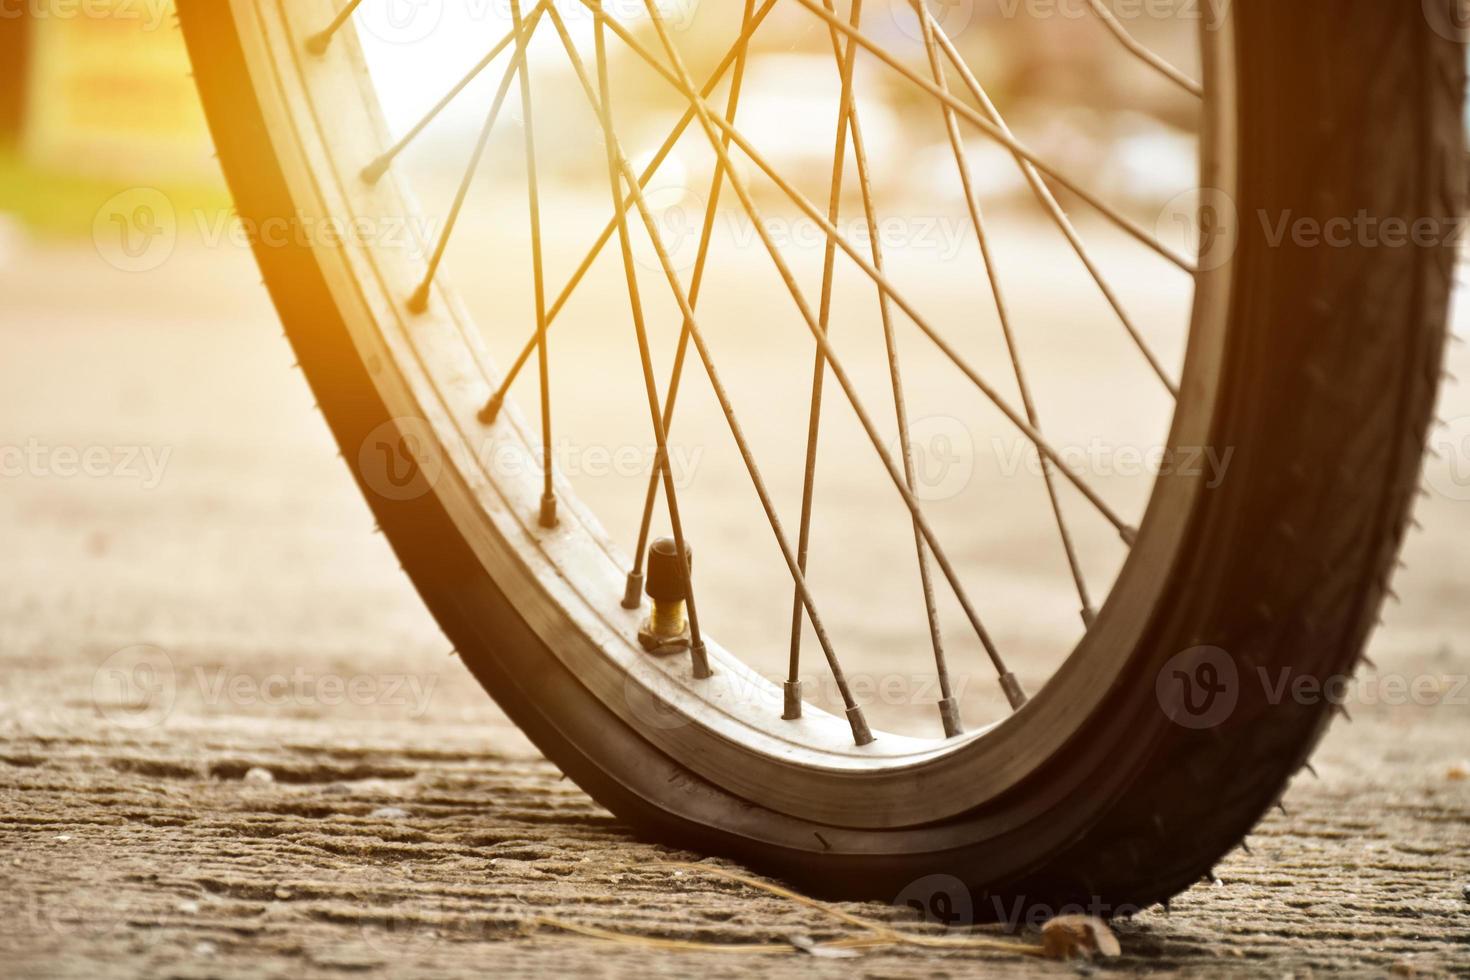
[
  {"left": 1461, "top": 883, "right": 1469, "bottom": 903},
  {"left": 177, "top": 900, "right": 200, "bottom": 915},
  {"left": 369, "top": 807, "right": 410, "bottom": 820},
  {"left": 243, "top": 767, "right": 274, "bottom": 784},
  {"left": 275, "top": 886, "right": 293, "bottom": 900}
]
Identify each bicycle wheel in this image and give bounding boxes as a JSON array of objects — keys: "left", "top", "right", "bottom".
[{"left": 177, "top": 0, "right": 1463, "bottom": 913}]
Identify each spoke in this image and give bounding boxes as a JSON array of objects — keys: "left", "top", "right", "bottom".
[
  {"left": 305, "top": 0, "right": 367, "bottom": 54},
  {"left": 786, "top": 0, "right": 1194, "bottom": 273},
  {"left": 785, "top": 0, "right": 862, "bottom": 722},
  {"left": 1083, "top": 0, "right": 1202, "bottom": 97},
  {"left": 624, "top": 0, "right": 758, "bottom": 613},
  {"left": 407, "top": 11, "right": 539, "bottom": 313},
  {"left": 544, "top": 4, "right": 877, "bottom": 744},
  {"left": 511, "top": 0, "right": 557, "bottom": 529},
  {"left": 362, "top": 2, "right": 548, "bottom": 184},
  {"left": 478, "top": 0, "right": 782, "bottom": 425},
  {"left": 591, "top": 5, "right": 709, "bottom": 676},
  {"left": 636, "top": 0, "right": 1029, "bottom": 710},
  {"left": 929, "top": 15, "right": 1179, "bottom": 398},
  {"left": 812, "top": 0, "right": 960, "bottom": 735},
  {"left": 914, "top": 2, "right": 1096, "bottom": 629},
  {"left": 587, "top": 5, "right": 1137, "bottom": 544}
]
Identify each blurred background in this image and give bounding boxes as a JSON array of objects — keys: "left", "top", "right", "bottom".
[{"left": 1, "top": 0, "right": 1466, "bottom": 744}]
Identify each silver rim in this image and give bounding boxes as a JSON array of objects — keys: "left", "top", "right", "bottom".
[{"left": 235, "top": 0, "right": 1238, "bottom": 828}]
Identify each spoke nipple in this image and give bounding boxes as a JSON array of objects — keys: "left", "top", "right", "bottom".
[
  {"left": 846, "top": 707, "right": 874, "bottom": 747},
  {"left": 478, "top": 390, "right": 506, "bottom": 426},
  {"left": 783, "top": 681, "right": 803, "bottom": 721},
  {"left": 361, "top": 156, "right": 391, "bottom": 185},
  {"left": 1081, "top": 606, "right": 1098, "bottom": 629},
  {"left": 538, "top": 493, "right": 559, "bottom": 529},
  {"left": 1119, "top": 525, "right": 1139, "bottom": 547},
  {"left": 621, "top": 571, "right": 645, "bottom": 611},
  {"left": 638, "top": 538, "right": 694, "bottom": 656},
  {"left": 938, "top": 697, "right": 964, "bottom": 738},
  {"left": 407, "top": 283, "right": 431, "bottom": 314},
  {"left": 999, "top": 672, "right": 1028, "bottom": 710},
  {"left": 690, "top": 641, "right": 712, "bottom": 680},
  {"left": 305, "top": 31, "right": 331, "bottom": 56}
]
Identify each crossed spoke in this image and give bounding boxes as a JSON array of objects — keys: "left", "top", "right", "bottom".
[
  {"left": 308, "top": 0, "right": 1212, "bottom": 741},
  {"left": 783, "top": 0, "right": 962, "bottom": 733},
  {"left": 620, "top": 3, "right": 759, "bottom": 620},
  {"left": 361, "top": 4, "right": 549, "bottom": 185},
  {"left": 785, "top": 0, "right": 869, "bottom": 724},
  {"left": 405, "top": 6, "right": 542, "bottom": 313},
  {"left": 632, "top": 0, "right": 1030, "bottom": 710},
  {"left": 1083, "top": 0, "right": 1202, "bottom": 97},
  {"left": 543, "top": 2, "right": 877, "bottom": 743},
  {"left": 510, "top": 0, "right": 559, "bottom": 528},
  {"left": 788, "top": 0, "right": 1193, "bottom": 273},
  {"left": 912, "top": 0, "right": 1095, "bottom": 629},
  {"left": 479, "top": 0, "right": 782, "bottom": 424},
  {"left": 927, "top": 16, "right": 1180, "bottom": 397},
  {"left": 586, "top": 4, "right": 1137, "bottom": 542},
  {"left": 589, "top": 2, "right": 710, "bottom": 676}
]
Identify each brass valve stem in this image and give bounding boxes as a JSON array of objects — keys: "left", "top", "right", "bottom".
[
  {"left": 637, "top": 537, "right": 696, "bottom": 660},
  {"left": 649, "top": 598, "right": 688, "bottom": 640}
]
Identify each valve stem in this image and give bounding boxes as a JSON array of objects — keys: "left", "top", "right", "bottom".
[{"left": 637, "top": 538, "right": 702, "bottom": 675}]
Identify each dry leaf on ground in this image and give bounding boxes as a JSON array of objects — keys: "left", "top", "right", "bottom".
[{"left": 1040, "top": 915, "right": 1122, "bottom": 961}]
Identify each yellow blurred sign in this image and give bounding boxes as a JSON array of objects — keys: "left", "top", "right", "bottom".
[{"left": 21, "top": 0, "right": 214, "bottom": 181}]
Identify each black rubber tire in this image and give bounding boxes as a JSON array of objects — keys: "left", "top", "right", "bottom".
[{"left": 178, "top": 0, "right": 1463, "bottom": 916}]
